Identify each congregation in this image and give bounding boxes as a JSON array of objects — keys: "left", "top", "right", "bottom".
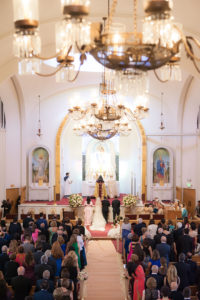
[
  {"left": 122, "top": 216, "right": 200, "bottom": 300},
  {"left": 0, "top": 212, "right": 87, "bottom": 300}
]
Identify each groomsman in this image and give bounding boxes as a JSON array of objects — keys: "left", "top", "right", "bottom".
[
  {"left": 112, "top": 196, "right": 121, "bottom": 222},
  {"left": 102, "top": 197, "right": 110, "bottom": 223}
]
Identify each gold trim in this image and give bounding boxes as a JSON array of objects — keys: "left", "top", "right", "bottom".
[
  {"left": 55, "top": 114, "right": 146, "bottom": 202},
  {"left": 137, "top": 120, "right": 147, "bottom": 202},
  {"left": 55, "top": 114, "right": 69, "bottom": 201}
]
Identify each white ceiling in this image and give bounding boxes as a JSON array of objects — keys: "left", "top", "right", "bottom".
[{"left": 1, "top": 0, "right": 200, "bottom": 100}]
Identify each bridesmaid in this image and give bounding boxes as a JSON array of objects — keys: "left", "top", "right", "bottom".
[{"left": 84, "top": 197, "right": 93, "bottom": 226}]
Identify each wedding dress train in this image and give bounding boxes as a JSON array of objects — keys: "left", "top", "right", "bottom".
[{"left": 90, "top": 197, "right": 106, "bottom": 231}]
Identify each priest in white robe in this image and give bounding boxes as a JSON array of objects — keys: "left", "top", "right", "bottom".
[{"left": 64, "top": 172, "right": 72, "bottom": 198}]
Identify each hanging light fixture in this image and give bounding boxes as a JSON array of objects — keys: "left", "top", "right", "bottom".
[
  {"left": 159, "top": 92, "right": 165, "bottom": 130},
  {"left": 12, "top": 0, "right": 200, "bottom": 83},
  {"left": 36, "top": 95, "right": 42, "bottom": 137}
]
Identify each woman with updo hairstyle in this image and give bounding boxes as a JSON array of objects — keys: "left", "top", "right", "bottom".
[{"left": 66, "top": 234, "right": 81, "bottom": 269}]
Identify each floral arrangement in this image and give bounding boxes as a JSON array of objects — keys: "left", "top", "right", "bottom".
[
  {"left": 123, "top": 194, "right": 137, "bottom": 207},
  {"left": 69, "top": 194, "right": 83, "bottom": 208},
  {"left": 78, "top": 270, "right": 88, "bottom": 281}
]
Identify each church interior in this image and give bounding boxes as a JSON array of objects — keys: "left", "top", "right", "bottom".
[{"left": 1, "top": 1, "right": 200, "bottom": 299}]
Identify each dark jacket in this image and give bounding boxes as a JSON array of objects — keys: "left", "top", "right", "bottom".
[
  {"left": 33, "top": 290, "right": 54, "bottom": 300},
  {"left": 101, "top": 200, "right": 110, "bottom": 211},
  {"left": 112, "top": 199, "right": 121, "bottom": 213},
  {"left": 4, "top": 260, "right": 19, "bottom": 284},
  {"left": 175, "top": 261, "right": 191, "bottom": 291},
  {"left": 177, "top": 234, "right": 193, "bottom": 255},
  {"left": 11, "top": 275, "right": 32, "bottom": 300}
]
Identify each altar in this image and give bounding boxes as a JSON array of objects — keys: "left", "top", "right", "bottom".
[{"left": 82, "top": 181, "right": 120, "bottom": 197}]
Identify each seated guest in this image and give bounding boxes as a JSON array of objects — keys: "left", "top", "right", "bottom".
[
  {"left": 169, "top": 281, "right": 184, "bottom": 300},
  {"left": 62, "top": 218, "right": 72, "bottom": 241},
  {"left": 175, "top": 253, "right": 191, "bottom": 291},
  {"left": 4, "top": 253, "right": 19, "bottom": 284},
  {"left": 156, "top": 236, "right": 171, "bottom": 264},
  {"left": 33, "top": 279, "right": 53, "bottom": 300},
  {"left": 11, "top": 266, "right": 32, "bottom": 300},
  {"left": 51, "top": 226, "right": 68, "bottom": 245},
  {"left": 142, "top": 277, "right": 159, "bottom": 300},
  {"left": 36, "top": 270, "right": 54, "bottom": 293},
  {"left": 154, "top": 227, "right": 164, "bottom": 246},
  {"left": 127, "top": 234, "right": 140, "bottom": 263}
]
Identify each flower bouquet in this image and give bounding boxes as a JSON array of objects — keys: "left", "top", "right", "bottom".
[
  {"left": 69, "top": 194, "right": 83, "bottom": 208},
  {"left": 123, "top": 194, "right": 137, "bottom": 207},
  {"left": 78, "top": 270, "right": 88, "bottom": 281}
]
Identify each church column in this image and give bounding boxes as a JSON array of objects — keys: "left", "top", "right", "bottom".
[{"left": 137, "top": 121, "right": 147, "bottom": 202}]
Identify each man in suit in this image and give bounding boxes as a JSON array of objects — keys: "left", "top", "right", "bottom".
[
  {"left": 102, "top": 197, "right": 110, "bottom": 223},
  {"left": 146, "top": 265, "right": 163, "bottom": 290},
  {"left": 33, "top": 279, "right": 54, "bottom": 300},
  {"left": 0, "top": 245, "right": 9, "bottom": 272},
  {"left": 177, "top": 228, "right": 193, "bottom": 256},
  {"left": 11, "top": 266, "right": 32, "bottom": 300},
  {"left": 170, "top": 281, "right": 184, "bottom": 300},
  {"left": 23, "top": 213, "right": 34, "bottom": 229},
  {"left": 175, "top": 253, "right": 191, "bottom": 291},
  {"left": 36, "top": 212, "right": 48, "bottom": 230},
  {"left": 4, "top": 253, "right": 19, "bottom": 284},
  {"left": 112, "top": 196, "right": 121, "bottom": 222},
  {"left": 156, "top": 235, "right": 171, "bottom": 264},
  {"left": 186, "top": 252, "right": 197, "bottom": 285},
  {"left": 8, "top": 216, "right": 22, "bottom": 240},
  {"left": 35, "top": 255, "right": 54, "bottom": 280},
  {"left": 35, "top": 270, "right": 54, "bottom": 293}
]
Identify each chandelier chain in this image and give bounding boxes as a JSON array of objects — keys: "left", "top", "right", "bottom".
[
  {"left": 105, "top": 0, "right": 118, "bottom": 33},
  {"left": 133, "top": 0, "right": 138, "bottom": 33}
]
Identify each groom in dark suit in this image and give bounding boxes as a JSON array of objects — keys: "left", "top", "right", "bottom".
[
  {"left": 102, "top": 197, "right": 110, "bottom": 223},
  {"left": 112, "top": 196, "right": 121, "bottom": 222}
]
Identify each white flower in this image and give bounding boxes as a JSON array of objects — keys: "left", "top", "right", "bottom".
[
  {"left": 123, "top": 194, "right": 137, "bottom": 207},
  {"left": 69, "top": 194, "right": 83, "bottom": 208}
]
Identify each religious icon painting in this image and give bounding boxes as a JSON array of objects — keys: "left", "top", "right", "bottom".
[
  {"left": 32, "top": 147, "right": 49, "bottom": 184},
  {"left": 153, "top": 147, "right": 170, "bottom": 185}
]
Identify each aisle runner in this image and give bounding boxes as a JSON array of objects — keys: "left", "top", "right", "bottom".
[{"left": 85, "top": 240, "right": 124, "bottom": 300}]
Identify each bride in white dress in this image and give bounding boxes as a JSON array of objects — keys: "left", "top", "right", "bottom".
[{"left": 90, "top": 197, "right": 106, "bottom": 231}]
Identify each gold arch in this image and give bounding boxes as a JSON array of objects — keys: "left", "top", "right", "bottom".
[
  {"left": 55, "top": 114, "right": 147, "bottom": 201},
  {"left": 137, "top": 120, "right": 147, "bottom": 202}
]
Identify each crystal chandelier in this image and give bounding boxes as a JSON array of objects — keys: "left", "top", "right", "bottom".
[
  {"left": 12, "top": 0, "right": 200, "bottom": 83},
  {"left": 69, "top": 68, "right": 149, "bottom": 140}
]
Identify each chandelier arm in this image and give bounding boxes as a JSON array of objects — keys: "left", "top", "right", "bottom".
[
  {"left": 35, "top": 63, "right": 65, "bottom": 77},
  {"left": 105, "top": 0, "right": 118, "bottom": 33},
  {"left": 67, "top": 65, "right": 81, "bottom": 82},
  {"left": 174, "top": 25, "right": 200, "bottom": 62},
  {"left": 154, "top": 69, "right": 169, "bottom": 83},
  {"left": 33, "top": 51, "right": 62, "bottom": 61}
]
